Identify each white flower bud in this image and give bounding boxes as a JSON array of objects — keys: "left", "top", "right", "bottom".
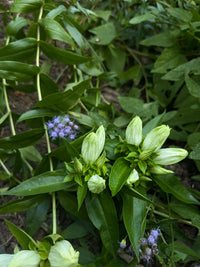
[
  {"left": 141, "top": 125, "right": 170, "bottom": 152},
  {"left": 48, "top": 240, "right": 79, "bottom": 267},
  {"left": 126, "top": 169, "right": 139, "bottom": 186},
  {"left": 8, "top": 250, "right": 40, "bottom": 267},
  {"left": 150, "top": 165, "right": 174, "bottom": 174},
  {"left": 125, "top": 116, "right": 142, "bottom": 146},
  {"left": 0, "top": 254, "right": 13, "bottom": 267},
  {"left": 153, "top": 148, "right": 188, "bottom": 165},
  {"left": 81, "top": 126, "right": 105, "bottom": 165},
  {"left": 87, "top": 175, "right": 106, "bottom": 194}
]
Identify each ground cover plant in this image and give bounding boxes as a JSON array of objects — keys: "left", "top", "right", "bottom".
[{"left": 0, "top": 0, "right": 200, "bottom": 266}]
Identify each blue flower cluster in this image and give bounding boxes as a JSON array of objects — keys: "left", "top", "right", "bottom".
[
  {"left": 46, "top": 115, "right": 79, "bottom": 140},
  {"left": 139, "top": 228, "right": 161, "bottom": 263}
]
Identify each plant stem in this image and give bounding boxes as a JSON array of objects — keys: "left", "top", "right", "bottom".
[{"left": 36, "top": 2, "right": 56, "bottom": 234}]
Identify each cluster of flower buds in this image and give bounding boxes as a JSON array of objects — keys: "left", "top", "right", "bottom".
[
  {"left": 124, "top": 116, "right": 188, "bottom": 185},
  {"left": 0, "top": 240, "right": 79, "bottom": 267},
  {"left": 46, "top": 115, "right": 79, "bottom": 140},
  {"left": 139, "top": 228, "right": 161, "bottom": 263}
]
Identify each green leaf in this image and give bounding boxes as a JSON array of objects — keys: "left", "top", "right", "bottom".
[
  {"left": 140, "top": 31, "right": 179, "bottom": 47},
  {"left": 167, "top": 8, "right": 192, "bottom": 23},
  {"left": 89, "top": 23, "right": 117, "bottom": 45},
  {"left": 40, "top": 41, "right": 91, "bottom": 65},
  {"left": 86, "top": 191, "right": 119, "bottom": 255},
  {"left": 174, "top": 241, "right": 200, "bottom": 259},
  {"left": 10, "top": 0, "right": 43, "bottom": 13},
  {"left": 109, "top": 157, "right": 132, "bottom": 196},
  {"left": 129, "top": 13, "right": 155, "bottom": 24},
  {"left": 46, "top": 5, "right": 66, "bottom": 19},
  {"left": 185, "top": 73, "right": 200, "bottom": 98},
  {"left": 40, "top": 73, "right": 59, "bottom": 96},
  {"left": 0, "top": 38, "right": 37, "bottom": 61},
  {"left": 143, "top": 113, "right": 165, "bottom": 136},
  {"left": 36, "top": 79, "right": 91, "bottom": 111},
  {"left": 4, "top": 170, "right": 74, "bottom": 196},
  {"left": 122, "top": 192, "right": 146, "bottom": 259},
  {"left": 0, "top": 128, "right": 44, "bottom": 149},
  {"left": 62, "top": 222, "right": 88, "bottom": 239},
  {"left": 39, "top": 18, "right": 74, "bottom": 46},
  {"left": 77, "top": 183, "right": 87, "bottom": 211},
  {"left": 6, "top": 17, "right": 31, "bottom": 36},
  {"left": 118, "top": 96, "right": 144, "bottom": 114},
  {"left": 153, "top": 174, "right": 199, "bottom": 205},
  {"left": 189, "top": 143, "right": 200, "bottom": 160},
  {"left": 5, "top": 220, "right": 37, "bottom": 250},
  {"left": 17, "top": 109, "right": 57, "bottom": 123},
  {"left": 0, "top": 61, "right": 39, "bottom": 81},
  {"left": 0, "top": 195, "right": 48, "bottom": 213},
  {"left": 26, "top": 197, "right": 50, "bottom": 236}
]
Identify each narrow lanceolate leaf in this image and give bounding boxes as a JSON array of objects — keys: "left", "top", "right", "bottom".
[
  {"left": 5, "top": 220, "right": 37, "bottom": 250},
  {"left": 17, "top": 109, "right": 57, "bottom": 123},
  {"left": 3, "top": 170, "right": 74, "bottom": 196},
  {"left": 0, "top": 38, "right": 37, "bottom": 61},
  {"left": 153, "top": 174, "right": 199, "bottom": 205},
  {"left": 36, "top": 79, "right": 91, "bottom": 111},
  {"left": 0, "top": 61, "right": 39, "bottom": 81},
  {"left": 0, "top": 195, "right": 48, "bottom": 214},
  {"left": 40, "top": 41, "right": 91, "bottom": 65},
  {"left": 6, "top": 17, "right": 31, "bottom": 36},
  {"left": 39, "top": 18, "right": 74, "bottom": 46},
  {"left": 0, "top": 128, "right": 44, "bottom": 149},
  {"left": 122, "top": 192, "right": 146, "bottom": 259},
  {"left": 10, "top": 0, "right": 43, "bottom": 13},
  {"left": 85, "top": 191, "right": 119, "bottom": 255},
  {"left": 109, "top": 157, "right": 132, "bottom": 196}
]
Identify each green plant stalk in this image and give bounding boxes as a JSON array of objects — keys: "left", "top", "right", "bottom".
[
  {"left": 167, "top": 193, "right": 174, "bottom": 260},
  {"left": 36, "top": 2, "right": 56, "bottom": 235},
  {"left": 0, "top": 159, "right": 11, "bottom": 176}
]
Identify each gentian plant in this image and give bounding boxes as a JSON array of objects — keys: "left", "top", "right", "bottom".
[{"left": 0, "top": 1, "right": 200, "bottom": 267}]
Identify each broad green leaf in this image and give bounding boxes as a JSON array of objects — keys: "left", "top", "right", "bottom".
[
  {"left": 0, "top": 128, "right": 44, "bottom": 149},
  {"left": 174, "top": 241, "right": 200, "bottom": 259},
  {"left": 40, "top": 73, "right": 59, "bottom": 96},
  {"left": 153, "top": 174, "right": 199, "bottom": 205},
  {"left": 129, "top": 13, "right": 155, "bottom": 24},
  {"left": 95, "top": 10, "right": 111, "bottom": 21},
  {"left": 4, "top": 170, "right": 74, "bottom": 196},
  {"left": 109, "top": 157, "right": 132, "bottom": 196},
  {"left": 36, "top": 79, "right": 91, "bottom": 111},
  {"left": 0, "top": 195, "right": 48, "bottom": 213},
  {"left": 17, "top": 109, "right": 57, "bottom": 123},
  {"left": 39, "top": 18, "right": 74, "bottom": 46},
  {"left": 140, "top": 31, "right": 179, "bottom": 47},
  {"left": 6, "top": 17, "right": 31, "bottom": 36},
  {"left": 142, "top": 113, "right": 165, "bottom": 136},
  {"left": 20, "top": 146, "right": 42, "bottom": 162},
  {"left": 167, "top": 8, "right": 192, "bottom": 22},
  {"left": 86, "top": 191, "right": 119, "bottom": 255},
  {"left": 63, "top": 138, "right": 79, "bottom": 159},
  {"left": 40, "top": 41, "right": 91, "bottom": 65},
  {"left": 78, "top": 247, "right": 96, "bottom": 266},
  {"left": 104, "top": 46, "right": 126, "bottom": 75},
  {"left": 152, "top": 48, "right": 187, "bottom": 74},
  {"left": 10, "top": 0, "right": 43, "bottom": 13},
  {"left": 185, "top": 73, "right": 200, "bottom": 98},
  {"left": 0, "top": 61, "right": 39, "bottom": 81},
  {"left": 5, "top": 220, "right": 37, "bottom": 250},
  {"left": 189, "top": 143, "right": 200, "bottom": 160},
  {"left": 26, "top": 197, "right": 50, "bottom": 236},
  {"left": 118, "top": 96, "right": 144, "bottom": 113},
  {"left": 77, "top": 183, "right": 87, "bottom": 211},
  {"left": 89, "top": 23, "right": 117, "bottom": 45},
  {"left": 46, "top": 5, "right": 66, "bottom": 19},
  {"left": 122, "top": 192, "right": 146, "bottom": 259},
  {"left": 62, "top": 222, "right": 88, "bottom": 239}
]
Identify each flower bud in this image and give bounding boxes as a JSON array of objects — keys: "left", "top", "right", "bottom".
[
  {"left": 87, "top": 175, "right": 106, "bottom": 194},
  {"left": 74, "top": 157, "right": 83, "bottom": 173},
  {"left": 125, "top": 116, "right": 143, "bottom": 146},
  {"left": 153, "top": 148, "right": 188, "bottom": 165},
  {"left": 126, "top": 169, "right": 139, "bottom": 186},
  {"left": 48, "top": 240, "right": 79, "bottom": 267},
  {"left": 8, "top": 250, "right": 40, "bottom": 267},
  {"left": 119, "top": 239, "right": 126, "bottom": 249},
  {"left": 81, "top": 126, "right": 105, "bottom": 165},
  {"left": 0, "top": 254, "right": 13, "bottom": 267},
  {"left": 141, "top": 125, "right": 170, "bottom": 152},
  {"left": 150, "top": 165, "right": 173, "bottom": 175}
]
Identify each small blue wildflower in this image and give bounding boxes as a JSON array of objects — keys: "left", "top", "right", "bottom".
[
  {"left": 150, "top": 228, "right": 160, "bottom": 240},
  {"left": 140, "top": 237, "right": 148, "bottom": 247},
  {"left": 148, "top": 235, "right": 155, "bottom": 245},
  {"left": 46, "top": 115, "right": 79, "bottom": 141}
]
